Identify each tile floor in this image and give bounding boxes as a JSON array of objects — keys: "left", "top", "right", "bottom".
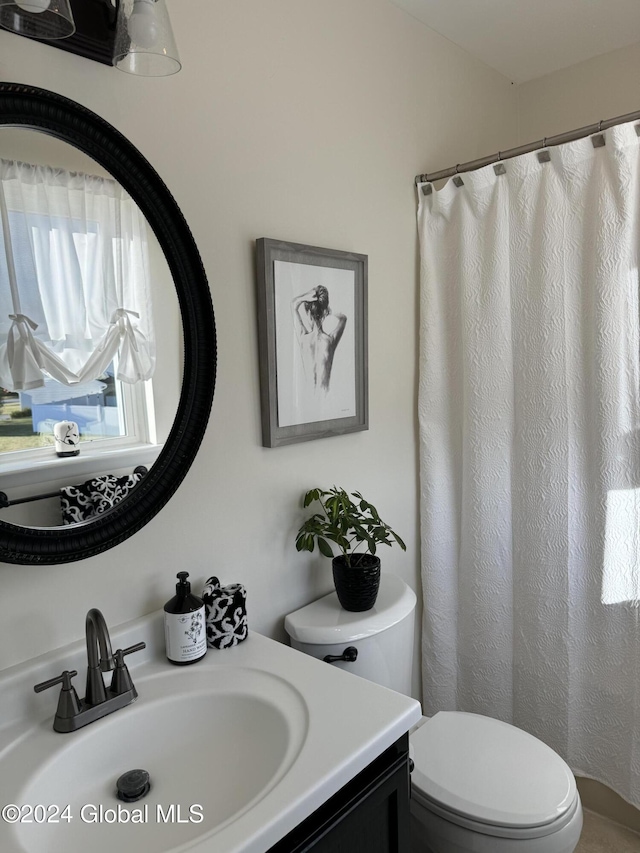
[{"left": 576, "top": 809, "right": 640, "bottom": 852}]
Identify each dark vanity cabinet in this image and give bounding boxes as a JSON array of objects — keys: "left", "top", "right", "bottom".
[{"left": 268, "top": 734, "right": 410, "bottom": 853}]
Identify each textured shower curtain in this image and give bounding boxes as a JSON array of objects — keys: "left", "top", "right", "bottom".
[{"left": 418, "top": 122, "right": 640, "bottom": 806}]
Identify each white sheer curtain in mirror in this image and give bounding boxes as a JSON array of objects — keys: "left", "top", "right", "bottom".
[{"left": 0, "top": 158, "right": 155, "bottom": 392}]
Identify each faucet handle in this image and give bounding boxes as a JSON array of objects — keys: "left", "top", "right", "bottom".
[
  {"left": 34, "top": 670, "right": 81, "bottom": 723},
  {"left": 111, "top": 643, "right": 146, "bottom": 696},
  {"left": 34, "top": 669, "right": 78, "bottom": 694},
  {"left": 117, "top": 642, "right": 146, "bottom": 660}
]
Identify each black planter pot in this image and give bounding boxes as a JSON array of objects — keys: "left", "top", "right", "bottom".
[{"left": 332, "top": 554, "right": 381, "bottom": 612}]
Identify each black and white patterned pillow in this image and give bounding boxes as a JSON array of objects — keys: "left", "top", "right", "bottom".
[{"left": 202, "top": 576, "right": 248, "bottom": 649}]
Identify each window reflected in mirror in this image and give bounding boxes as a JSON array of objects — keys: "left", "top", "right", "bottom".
[
  {"left": 0, "top": 363, "right": 131, "bottom": 453},
  {"left": 0, "top": 129, "right": 181, "bottom": 529}
]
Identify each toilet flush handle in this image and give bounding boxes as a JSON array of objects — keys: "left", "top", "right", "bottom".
[{"left": 323, "top": 646, "right": 358, "bottom": 664}]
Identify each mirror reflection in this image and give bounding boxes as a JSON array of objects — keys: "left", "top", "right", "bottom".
[{"left": 0, "top": 129, "right": 181, "bottom": 529}]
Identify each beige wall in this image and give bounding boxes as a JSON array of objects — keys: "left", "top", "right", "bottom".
[
  {"left": 0, "top": 1, "right": 518, "bottom": 690},
  {"left": 518, "top": 40, "right": 640, "bottom": 142}
]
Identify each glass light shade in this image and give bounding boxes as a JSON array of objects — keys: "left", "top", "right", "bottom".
[
  {"left": 0, "top": 0, "right": 75, "bottom": 39},
  {"left": 114, "top": 0, "right": 181, "bottom": 77}
]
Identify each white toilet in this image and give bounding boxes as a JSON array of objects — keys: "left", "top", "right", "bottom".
[{"left": 284, "top": 574, "right": 583, "bottom": 853}]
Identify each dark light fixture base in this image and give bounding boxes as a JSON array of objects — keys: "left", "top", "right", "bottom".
[{"left": 18, "top": 0, "right": 118, "bottom": 66}]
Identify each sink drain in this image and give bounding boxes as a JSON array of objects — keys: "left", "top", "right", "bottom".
[{"left": 116, "top": 769, "right": 151, "bottom": 802}]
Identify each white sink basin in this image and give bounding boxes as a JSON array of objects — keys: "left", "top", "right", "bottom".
[
  {"left": 0, "top": 666, "right": 308, "bottom": 853},
  {"left": 0, "top": 617, "right": 420, "bottom": 853}
]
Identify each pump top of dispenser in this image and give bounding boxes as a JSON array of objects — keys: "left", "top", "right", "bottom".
[
  {"left": 176, "top": 571, "right": 191, "bottom": 594},
  {"left": 164, "top": 572, "right": 203, "bottom": 616}
]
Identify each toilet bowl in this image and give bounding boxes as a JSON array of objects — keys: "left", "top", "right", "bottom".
[
  {"left": 409, "top": 713, "right": 583, "bottom": 853},
  {"left": 284, "top": 575, "right": 583, "bottom": 853}
]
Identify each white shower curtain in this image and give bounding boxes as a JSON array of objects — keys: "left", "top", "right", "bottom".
[{"left": 418, "top": 122, "right": 640, "bottom": 806}]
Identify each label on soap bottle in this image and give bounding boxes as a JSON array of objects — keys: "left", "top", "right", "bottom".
[{"left": 164, "top": 606, "right": 206, "bottom": 663}]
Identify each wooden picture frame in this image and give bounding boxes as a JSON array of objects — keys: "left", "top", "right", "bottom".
[{"left": 256, "top": 238, "right": 368, "bottom": 448}]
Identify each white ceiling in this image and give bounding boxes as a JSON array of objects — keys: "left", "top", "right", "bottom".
[{"left": 390, "top": 0, "right": 640, "bottom": 83}]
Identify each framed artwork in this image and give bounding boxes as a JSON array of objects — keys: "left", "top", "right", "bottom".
[{"left": 256, "top": 238, "right": 368, "bottom": 448}]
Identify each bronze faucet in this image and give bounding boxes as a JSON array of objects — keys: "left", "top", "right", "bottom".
[{"left": 34, "top": 609, "right": 145, "bottom": 733}]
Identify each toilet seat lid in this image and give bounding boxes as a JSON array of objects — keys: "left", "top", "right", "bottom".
[{"left": 411, "top": 712, "right": 577, "bottom": 828}]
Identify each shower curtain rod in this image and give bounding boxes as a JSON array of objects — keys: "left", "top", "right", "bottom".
[{"left": 414, "top": 107, "right": 640, "bottom": 186}]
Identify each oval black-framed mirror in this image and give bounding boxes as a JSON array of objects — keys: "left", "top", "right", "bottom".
[{"left": 0, "top": 83, "right": 216, "bottom": 565}]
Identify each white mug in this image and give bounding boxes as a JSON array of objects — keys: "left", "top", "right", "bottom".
[{"left": 54, "top": 420, "right": 80, "bottom": 457}]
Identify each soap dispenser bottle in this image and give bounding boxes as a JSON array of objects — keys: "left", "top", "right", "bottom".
[{"left": 164, "top": 572, "right": 207, "bottom": 665}]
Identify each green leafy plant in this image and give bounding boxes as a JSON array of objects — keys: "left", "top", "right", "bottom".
[{"left": 296, "top": 487, "right": 406, "bottom": 568}]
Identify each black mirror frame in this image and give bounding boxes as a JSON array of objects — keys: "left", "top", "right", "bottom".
[{"left": 0, "top": 83, "right": 216, "bottom": 565}]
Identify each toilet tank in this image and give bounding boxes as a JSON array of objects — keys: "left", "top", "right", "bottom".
[{"left": 284, "top": 574, "right": 416, "bottom": 695}]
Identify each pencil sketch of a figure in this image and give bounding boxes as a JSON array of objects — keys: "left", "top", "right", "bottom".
[{"left": 291, "top": 285, "right": 347, "bottom": 393}]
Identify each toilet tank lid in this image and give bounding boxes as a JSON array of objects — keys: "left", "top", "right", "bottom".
[{"left": 284, "top": 573, "right": 416, "bottom": 644}]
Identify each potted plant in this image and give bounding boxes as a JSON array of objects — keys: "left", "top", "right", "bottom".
[{"left": 295, "top": 487, "right": 406, "bottom": 611}]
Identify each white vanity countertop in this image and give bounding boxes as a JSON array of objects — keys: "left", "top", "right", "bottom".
[{"left": 0, "top": 611, "right": 421, "bottom": 853}]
